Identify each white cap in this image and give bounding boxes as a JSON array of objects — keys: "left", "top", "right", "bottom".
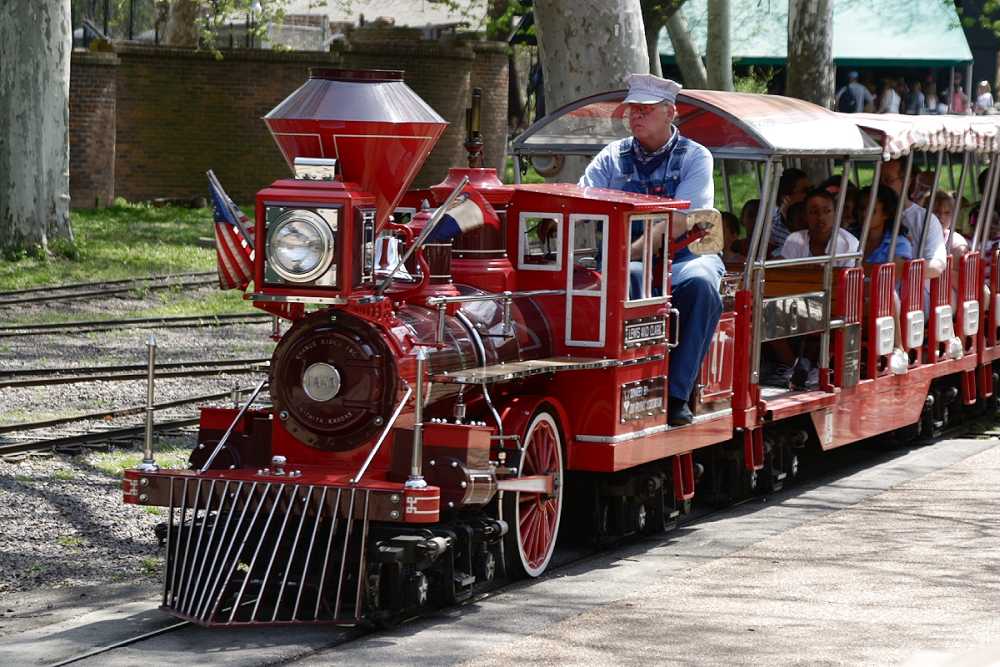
[{"left": 623, "top": 73, "right": 682, "bottom": 105}]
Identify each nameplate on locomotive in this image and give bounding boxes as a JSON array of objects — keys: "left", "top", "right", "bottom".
[
  {"left": 623, "top": 316, "right": 667, "bottom": 348},
  {"left": 620, "top": 376, "right": 666, "bottom": 422}
]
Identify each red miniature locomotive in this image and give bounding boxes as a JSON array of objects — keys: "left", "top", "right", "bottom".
[{"left": 122, "top": 69, "right": 1000, "bottom": 627}]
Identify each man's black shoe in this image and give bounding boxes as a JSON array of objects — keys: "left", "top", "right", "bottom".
[{"left": 668, "top": 397, "right": 693, "bottom": 426}]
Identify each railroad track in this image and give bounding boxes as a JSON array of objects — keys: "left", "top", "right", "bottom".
[
  {"left": 0, "top": 418, "right": 203, "bottom": 457},
  {"left": 0, "top": 388, "right": 256, "bottom": 436},
  {"left": 0, "top": 272, "right": 218, "bottom": 307},
  {"left": 0, "top": 357, "right": 270, "bottom": 389},
  {"left": 48, "top": 621, "right": 193, "bottom": 667},
  {"left": 0, "top": 312, "right": 272, "bottom": 338}
]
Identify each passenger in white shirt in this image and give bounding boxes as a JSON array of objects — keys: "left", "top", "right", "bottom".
[
  {"left": 880, "top": 161, "right": 948, "bottom": 278},
  {"left": 780, "top": 189, "right": 859, "bottom": 267},
  {"left": 933, "top": 192, "right": 969, "bottom": 258},
  {"left": 933, "top": 191, "right": 974, "bottom": 310}
]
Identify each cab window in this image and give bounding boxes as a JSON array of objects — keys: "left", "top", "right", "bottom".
[
  {"left": 518, "top": 213, "right": 563, "bottom": 271},
  {"left": 570, "top": 215, "right": 605, "bottom": 291},
  {"left": 626, "top": 214, "right": 668, "bottom": 305}
]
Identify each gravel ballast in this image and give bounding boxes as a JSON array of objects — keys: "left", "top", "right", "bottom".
[{"left": 0, "top": 286, "right": 276, "bottom": 596}]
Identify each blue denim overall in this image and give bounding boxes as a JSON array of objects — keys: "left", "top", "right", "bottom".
[{"left": 620, "top": 137, "right": 724, "bottom": 403}]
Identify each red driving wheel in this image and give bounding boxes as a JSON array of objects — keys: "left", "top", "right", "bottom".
[{"left": 504, "top": 410, "right": 563, "bottom": 578}]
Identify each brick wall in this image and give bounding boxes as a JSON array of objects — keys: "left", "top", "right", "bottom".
[
  {"left": 89, "top": 36, "right": 508, "bottom": 205},
  {"left": 69, "top": 52, "right": 118, "bottom": 208},
  {"left": 113, "top": 46, "right": 333, "bottom": 204},
  {"left": 470, "top": 42, "right": 510, "bottom": 175}
]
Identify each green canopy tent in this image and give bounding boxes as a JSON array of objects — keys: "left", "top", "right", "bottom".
[{"left": 659, "top": 0, "right": 974, "bottom": 106}]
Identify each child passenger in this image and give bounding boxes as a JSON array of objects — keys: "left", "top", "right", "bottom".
[
  {"left": 933, "top": 192, "right": 969, "bottom": 259},
  {"left": 859, "top": 185, "right": 913, "bottom": 266},
  {"left": 779, "top": 189, "right": 859, "bottom": 267}
]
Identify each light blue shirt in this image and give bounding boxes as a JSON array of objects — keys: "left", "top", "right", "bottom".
[{"left": 577, "top": 133, "right": 715, "bottom": 209}]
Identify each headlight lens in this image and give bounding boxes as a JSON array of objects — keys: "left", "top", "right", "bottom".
[{"left": 267, "top": 210, "right": 334, "bottom": 283}]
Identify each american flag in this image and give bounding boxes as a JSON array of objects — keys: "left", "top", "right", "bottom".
[
  {"left": 207, "top": 170, "right": 255, "bottom": 291},
  {"left": 425, "top": 186, "right": 501, "bottom": 242}
]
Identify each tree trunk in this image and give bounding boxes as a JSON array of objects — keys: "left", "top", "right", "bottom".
[
  {"left": 665, "top": 6, "right": 708, "bottom": 89},
  {"left": 0, "top": 0, "right": 73, "bottom": 255},
  {"left": 534, "top": 0, "right": 649, "bottom": 181},
  {"left": 163, "top": 0, "right": 201, "bottom": 47},
  {"left": 705, "top": 0, "right": 733, "bottom": 91},
  {"left": 786, "top": 0, "right": 833, "bottom": 108},
  {"left": 786, "top": 0, "right": 833, "bottom": 183},
  {"left": 645, "top": 15, "right": 664, "bottom": 77}
]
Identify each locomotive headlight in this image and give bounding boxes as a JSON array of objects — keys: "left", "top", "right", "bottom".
[{"left": 267, "top": 210, "right": 335, "bottom": 283}]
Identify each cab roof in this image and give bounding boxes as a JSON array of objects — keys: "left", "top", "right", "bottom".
[
  {"left": 511, "top": 89, "right": 882, "bottom": 160},
  {"left": 515, "top": 183, "right": 690, "bottom": 210}
]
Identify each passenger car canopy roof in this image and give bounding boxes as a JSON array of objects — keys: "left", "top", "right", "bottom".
[
  {"left": 511, "top": 90, "right": 881, "bottom": 159},
  {"left": 843, "top": 113, "right": 1000, "bottom": 160}
]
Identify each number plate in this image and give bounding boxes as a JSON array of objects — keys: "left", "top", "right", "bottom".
[
  {"left": 620, "top": 377, "right": 666, "bottom": 422},
  {"left": 623, "top": 316, "right": 666, "bottom": 348}
]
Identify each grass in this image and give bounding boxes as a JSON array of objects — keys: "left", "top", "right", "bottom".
[
  {"left": 141, "top": 556, "right": 162, "bottom": 575},
  {"left": 57, "top": 535, "right": 84, "bottom": 548},
  {"left": 504, "top": 156, "right": 545, "bottom": 184},
  {"left": 0, "top": 200, "right": 219, "bottom": 291},
  {"left": 53, "top": 468, "right": 77, "bottom": 481},
  {"left": 86, "top": 446, "right": 191, "bottom": 479}
]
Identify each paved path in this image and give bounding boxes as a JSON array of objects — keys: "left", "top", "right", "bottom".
[{"left": 1, "top": 436, "right": 997, "bottom": 666}]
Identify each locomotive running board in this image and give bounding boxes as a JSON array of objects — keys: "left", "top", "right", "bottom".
[
  {"left": 431, "top": 356, "right": 622, "bottom": 384},
  {"left": 160, "top": 479, "right": 371, "bottom": 626}
]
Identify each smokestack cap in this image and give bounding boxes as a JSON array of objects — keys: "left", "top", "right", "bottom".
[{"left": 265, "top": 69, "right": 448, "bottom": 229}]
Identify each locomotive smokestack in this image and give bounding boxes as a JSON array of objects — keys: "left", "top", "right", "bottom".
[
  {"left": 264, "top": 69, "right": 448, "bottom": 230},
  {"left": 465, "top": 87, "right": 484, "bottom": 168}
]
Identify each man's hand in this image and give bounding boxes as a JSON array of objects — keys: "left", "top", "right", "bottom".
[{"left": 629, "top": 216, "right": 688, "bottom": 260}]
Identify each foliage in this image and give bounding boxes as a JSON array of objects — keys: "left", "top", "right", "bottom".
[
  {"left": 734, "top": 66, "right": 776, "bottom": 94},
  {"left": 959, "top": 0, "right": 1000, "bottom": 34},
  {"left": 484, "top": 0, "right": 534, "bottom": 41}
]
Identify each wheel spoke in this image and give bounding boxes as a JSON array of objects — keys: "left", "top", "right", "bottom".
[
  {"left": 527, "top": 509, "right": 544, "bottom": 564},
  {"left": 523, "top": 509, "right": 539, "bottom": 561},
  {"left": 524, "top": 438, "right": 540, "bottom": 475},
  {"left": 519, "top": 502, "right": 534, "bottom": 532},
  {"left": 534, "top": 425, "right": 551, "bottom": 472}
]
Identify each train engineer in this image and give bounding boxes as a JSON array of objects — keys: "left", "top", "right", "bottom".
[{"left": 578, "top": 73, "right": 724, "bottom": 427}]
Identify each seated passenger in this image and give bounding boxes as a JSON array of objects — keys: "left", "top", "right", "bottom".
[
  {"left": 933, "top": 191, "right": 969, "bottom": 259},
  {"left": 819, "top": 176, "right": 862, "bottom": 230},
  {"left": 779, "top": 189, "right": 859, "bottom": 267},
  {"left": 721, "top": 212, "right": 744, "bottom": 263},
  {"left": 858, "top": 185, "right": 913, "bottom": 267},
  {"left": 786, "top": 201, "right": 806, "bottom": 233},
  {"left": 880, "top": 159, "right": 947, "bottom": 278},
  {"left": 729, "top": 198, "right": 759, "bottom": 260},
  {"left": 770, "top": 168, "right": 810, "bottom": 256}
]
